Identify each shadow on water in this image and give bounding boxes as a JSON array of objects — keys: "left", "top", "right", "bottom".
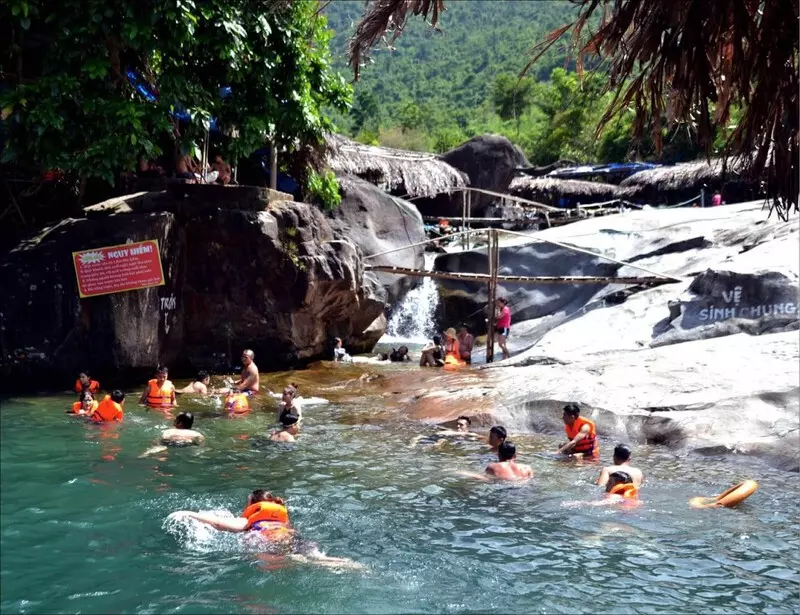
[{"left": 1, "top": 361, "right": 799, "bottom": 614}]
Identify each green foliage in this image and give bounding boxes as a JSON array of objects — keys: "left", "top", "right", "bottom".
[
  {"left": 2, "top": 0, "right": 351, "bottom": 190},
  {"left": 306, "top": 169, "right": 341, "bottom": 211},
  {"left": 491, "top": 74, "right": 535, "bottom": 121}
]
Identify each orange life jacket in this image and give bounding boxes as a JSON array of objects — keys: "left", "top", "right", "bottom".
[
  {"left": 564, "top": 416, "right": 598, "bottom": 456},
  {"left": 92, "top": 396, "right": 123, "bottom": 422},
  {"left": 71, "top": 400, "right": 98, "bottom": 414},
  {"left": 225, "top": 393, "right": 250, "bottom": 414},
  {"left": 444, "top": 353, "right": 465, "bottom": 368},
  {"left": 609, "top": 483, "right": 638, "bottom": 500},
  {"left": 242, "top": 501, "right": 292, "bottom": 540},
  {"left": 145, "top": 379, "right": 175, "bottom": 407},
  {"left": 75, "top": 379, "right": 100, "bottom": 394}
]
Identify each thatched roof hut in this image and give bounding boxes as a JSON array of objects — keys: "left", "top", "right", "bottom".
[
  {"left": 619, "top": 157, "right": 761, "bottom": 204},
  {"left": 509, "top": 176, "right": 621, "bottom": 208},
  {"left": 325, "top": 134, "right": 467, "bottom": 199}
]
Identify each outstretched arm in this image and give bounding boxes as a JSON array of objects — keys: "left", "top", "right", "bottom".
[{"left": 182, "top": 512, "right": 249, "bottom": 532}]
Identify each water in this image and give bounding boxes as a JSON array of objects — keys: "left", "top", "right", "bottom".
[
  {"left": 384, "top": 254, "right": 439, "bottom": 344},
  {"left": 2, "top": 365, "right": 800, "bottom": 614}
]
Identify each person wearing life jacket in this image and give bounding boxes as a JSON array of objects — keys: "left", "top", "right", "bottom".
[
  {"left": 597, "top": 444, "right": 644, "bottom": 488},
  {"left": 68, "top": 391, "right": 99, "bottom": 416},
  {"left": 270, "top": 412, "right": 300, "bottom": 442},
  {"left": 225, "top": 389, "right": 250, "bottom": 415},
  {"left": 556, "top": 403, "right": 599, "bottom": 460},
  {"left": 561, "top": 471, "right": 640, "bottom": 509},
  {"left": 89, "top": 390, "right": 125, "bottom": 423},
  {"left": 139, "top": 366, "right": 177, "bottom": 408},
  {"left": 74, "top": 371, "right": 100, "bottom": 396}
]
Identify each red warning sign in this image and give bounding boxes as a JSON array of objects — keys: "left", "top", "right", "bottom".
[{"left": 72, "top": 240, "right": 165, "bottom": 298}]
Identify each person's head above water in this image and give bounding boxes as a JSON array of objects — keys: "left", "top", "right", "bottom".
[
  {"left": 155, "top": 366, "right": 168, "bottom": 385},
  {"left": 488, "top": 425, "right": 507, "bottom": 447},
  {"left": 241, "top": 349, "right": 255, "bottom": 365},
  {"left": 282, "top": 384, "right": 298, "bottom": 404},
  {"left": 606, "top": 471, "right": 633, "bottom": 492},
  {"left": 110, "top": 390, "right": 125, "bottom": 404},
  {"left": 613, "top": 443, "right": 632, "bottom": 465},
  {"left": 197, "top": 370, "right": 210, "bottom": 384},
  {"left": 562, "top": 402, "right": 581, "bottom": 426},
  {"left": 175, "top": 412, "right": 194, "bottom": 429},
  {"left": 78, "top": 371, "right": 92, "bottom": 386},
  {"left": 497, "top": 440, "right": 517, "bottom": 462},
  {"left": 456, "top": 416, "right": 471, "bottom": 431},
  {"left": 80, "top": 391, "right": 94, "bottom": 404},
  {"left": 397, "top": 345, "right": 409, "bottom": 355},
  {"left": 432, "top": 334, "right": 442, "bottom": 346},
  {"left": 247, "top": 489, "right": 286, "bottom": 507}
]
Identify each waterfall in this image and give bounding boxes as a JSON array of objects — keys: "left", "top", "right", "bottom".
[{"left": 383, "top": 253, "right": 439, "bottom": 344}]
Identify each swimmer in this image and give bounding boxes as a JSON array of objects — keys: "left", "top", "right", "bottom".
[
  {"left": 270, "top": 412, "right": 300, "bottom": 442},
  {"left": 68, "top": 390, "right": 98, "bottom": 415},
  {"left": 277, "top": 384, "right": 302, "bottom": 423},
  {"left": 177, "top": 370, "right": 212, "bottom": 395},
  {"left": 171, "top": 489, "right": 363, "bottom": 570},
  {"left": 139, "top": 412, "right": 205, "bottom": 457},
  {"left": 233, "top": 349, "right": 260, "bottom": 394},
  {"left": 89, "top": 389, "right": 125, "bottom": 422},
  {"left": 597, "top": 444, "right": 644, "bottom": 488},
  {"left": 485, "top": 441, "right": 534, "bottom": 481},
  {"left": 389, "top": 346, "right": 411, "bottom": 362},
  {"left": 488, "top": 425, "right": 508, "bottom": 452},
  {"left": 140, "top": 365, "right": 177, "bottom": 408},
  {"left": 563, "top": 471, "right": 640, "bottom": 508},
  {"left": 555, "top": 403, "right": 598, "bottom": 460},
  {"left": 410, "top": 416, "right": 482, "bottom": 447},
  {"left": 75, "top": 370, "right": 100, "bottom": 395}
]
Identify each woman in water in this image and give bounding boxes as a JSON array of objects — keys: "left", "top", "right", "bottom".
[
  {"left": 277, "top": 384, "right": 303, "bottom": 423},
  {"left": 171, "top": 489, "right": 362, "bottom": 569}
]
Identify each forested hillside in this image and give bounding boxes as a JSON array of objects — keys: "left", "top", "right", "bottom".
[{"left": 324, "top": 0, "right": 712, "bottom": 165}]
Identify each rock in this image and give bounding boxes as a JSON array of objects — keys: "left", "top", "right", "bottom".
[
  {"left": 0, "top": 190, "right": 385, "bottom": 392},
  {"left": 327, "top": 175, "right": 425, "bottom": 305}
]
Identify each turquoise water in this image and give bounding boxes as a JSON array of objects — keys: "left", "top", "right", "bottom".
[{"left": 2, "top": 365, "right": 799, "bottom": 614}]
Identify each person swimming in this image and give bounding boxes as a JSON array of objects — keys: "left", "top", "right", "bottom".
[
  {"left": 171, "top": 489, "right": 363, "bottom": 569},
  {"left": 562, "top": 471, "right": 640, "bottom": 508},
  {"left": 597, "top": 444, "right": 644, "bottom": 488},
  {"left": 488, "top": 425, "right": 508, "bottom": 452},
  {"left": 68, "top": 390, "right": 98, "bottom": 416},
  {"left": 140, "top": 412, "right": 205, "bottom": 457},
  {"left": 410, "top": 416, "right": 483, "bottom": 447},
  {"left": 88, "top": 390, "right": 125, "bottom": 422},
  {"left": 277, "top": 384, "right": 302, "bottom": 423},
  {"left": 177, "top": 371, "right": 212, "bottom": 395},
  {"left": 485, "top": 441, "right": 534, "bottom": 481},
  {"left": 270, "top": 413, "right": 300, "bottom": 442}
]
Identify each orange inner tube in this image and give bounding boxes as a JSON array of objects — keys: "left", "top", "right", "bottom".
[{"left": 689, "top": 479, "right": 758, "bottom": 509}]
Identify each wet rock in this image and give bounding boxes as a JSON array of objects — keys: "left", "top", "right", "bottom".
[{"left": 0, "top": 190, "right": 385, "bottom": 391}]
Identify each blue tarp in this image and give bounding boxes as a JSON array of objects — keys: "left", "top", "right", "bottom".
[{"left": 548, "top": 162, "right": 660, "bottom": 180}]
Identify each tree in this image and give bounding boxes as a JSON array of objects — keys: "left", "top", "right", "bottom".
[
  {"left": 1, "top": 0, "right": 351, "bottom": 194},
  {"left": 350, "top": 89, "right": 381, "bottom": 134},
  {"left": 347, "top": 0, "right": 798, "bottom": 219},
  {"left": 490, "top": 73, "right": 534, "bottom": 121}
]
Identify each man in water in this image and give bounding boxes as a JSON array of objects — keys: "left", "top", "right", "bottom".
[
  {"left": 233, "top": 349, "right": 260, "bottom": 394},
  {"left": 270, "top": 412, "right": 300, "bottom": 442},
  {"left": 563, "top": 471, "right": 640, "bottom": 508},
  {"left": 89, "top": 389, "right": 125, "bottom": 422},
  {"left": 597, "top": 444, "right": 644, "bottom": 488},
  {"left": 556, "top": 403, "right": 599, "bottom": 460},
  {"left": 488, "top": 425, "right": 508, "bottom": 452},
  {"left": 389, "top": 345, "right": 411, "bottom": 362},
  {"left": 457, "top": 325, "right": 474, "bottom": 364},
  {"left": 140, "top": 365, "right": 177, "bottom": 408},
  {"left": 410, "top": 415, "right": 482, "bottom": 447},
  {"left": 171, "top": 489, "right": 363, "bottom": 569},
  {"left": 485, "top": 441, "right": 534, "bottom": 480},
  {"left": 177, "top": 371, "right": 212, "bottom": 395},
  {"left": 140, "top": 411, "right": 205, "bottom": 457},
  {"left": 419, "top": 335, "right": 445, "bottom": 367}
]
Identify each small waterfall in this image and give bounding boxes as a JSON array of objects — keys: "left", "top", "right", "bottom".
[{"left": 383, "top": 253, "right": 439, "bottom": 344}]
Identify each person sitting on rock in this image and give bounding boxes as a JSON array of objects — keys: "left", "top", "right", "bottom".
[
  {"left": 444, "top": 328, "right": 460, "bottom": 360},
  {"left": 177, "top": 370, "right": 212, "bottom": 395},
  {"left": 597, "top": 444, "right": 644, "bottom": 488},
  {"left": 333, "top": 337, "right": 352, "bottom": 363},
  {"left": 457, "top": 325, "right": 474, "bottom": 364},
  {"left": 419, "top": 335, "right": 445, "bottom": 367},
  {"left": 212, "top": 153, "right": 232, "bottom": 185},
  {"left": 270, "top": 412, "right": 300, "bottom": 442}
]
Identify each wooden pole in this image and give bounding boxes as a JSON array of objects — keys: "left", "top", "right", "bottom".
[
  {"left": 461, "top": 191, "right": 467, "bottom": 250},
  {"left": 270, "top": 141, "right": 278, "bottom": 191},
  {"left": 466, "top": 191, "right": 472, "bottom": 250},
  {"left": 486, "top": 228, "right": 498, "bottom": 363}
]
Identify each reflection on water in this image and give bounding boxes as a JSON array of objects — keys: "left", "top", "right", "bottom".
[{"left": 1, "top": 366, "right": 800, "bottom": 614}]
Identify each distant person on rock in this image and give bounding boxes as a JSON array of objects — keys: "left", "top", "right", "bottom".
[
  {"left": 556, "top": 403, "right": 599, "bottom": 460},
  {"left": 711, "top": 191, "right": 723, "bottom": 206},
  {"left": 495, "top": 298, "right": 511, "bottom": 359},
  {"left": 488, "top": 425, "right": 508, "bottom": 452},
  {"left": 177, "top": 370, "right": 212, "bottom": 395},
  {"left": 270, "top": 412, "right": 300, "bottom": 442},
  {"left": 333, "top": 337, "right": 352, "bottom": 363},
  {"left": 485, "top": 441, "right": 534, "bottom": 481},
  {"left": 140, "top": 411, "right": 205, "bottom": 457},
  {"left": 234, "top": 349, "right": 260, "bottom": 395},
  {"left": 457, "top": 325, "right": 474, "bottom": 364},
  {"left": 597, "top": 444, "right": 644, "bottom": 488},
  {"left": 419, "top": 335, "right": 445, "bottom": 367}
]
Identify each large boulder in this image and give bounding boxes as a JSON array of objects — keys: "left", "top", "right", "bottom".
[
  {"left": 432, "top": 135, "right": 529, "bottom": 217},
  {"left": 326, "top": 175, "right": 425, "bottom": 305},
  {"left": 0, "top": 187, "right": 385, "bottom": 392}
]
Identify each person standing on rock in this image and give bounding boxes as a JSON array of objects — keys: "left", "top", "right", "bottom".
[
  {"left": 495, "top": 298, "right": 511, "bottom": 359},
  {"left": 597, "top": 444, "right": 643, "bottom": 488},
  {"left": 556, "top": 403, "right": 599, "bottom": 460},
  {"left": 457, "top": 325, "right": 474, "bottom": 364},
  {"left": 233, "top": 349, "right": 260, "bottom": 395}
]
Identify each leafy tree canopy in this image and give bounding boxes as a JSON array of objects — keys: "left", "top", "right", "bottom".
[{"left": 1, "top": 0, "right": 351, "bottom": 187}]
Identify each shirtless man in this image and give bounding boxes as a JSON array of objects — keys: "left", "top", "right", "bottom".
[
  {"left": 234, "top": 349, "right": 260, "bottom": 394},
  {"left": 270, "top": 413, "right": 300, "bottom": 442},
  {"left": 597, "top": 444, "right": 644, "bottom": 488},
  {"left": 410, "top": 416, "right": 482, "bottom": 447},
  {"left": 457, "top": 325, "right": 474, "bottom": 364},
  {"left": 177, "top": 370, "right": 211, "bottom": 395},
  {"left": 139, "top": 412, "right": 204, "bottom": 457},
  {"left": 485, "top": 441, "right": 534, "bottom": 481}
]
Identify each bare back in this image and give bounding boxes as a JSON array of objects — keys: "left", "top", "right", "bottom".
[
  {"left": 486, "top": 460, "right": 534, "bottom": 481},
  {"left": 270, "top": 430, "right": 296, "bottom": 443},
  {"left": 161, "top": 428, "right": 204, "bottom": 445}
]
